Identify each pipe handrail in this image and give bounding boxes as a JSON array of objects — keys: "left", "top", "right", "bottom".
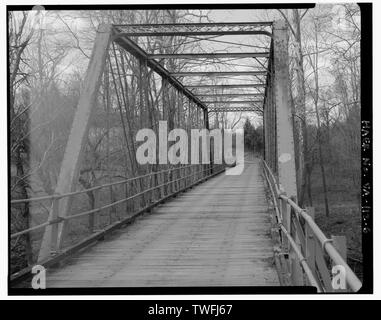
[
  {"left": 262, "top": 159, "right": 362, "bottom": 292},
  {"left": 10, "top": 163, "right": 201, "bottom": 204},
  {"left": 279, "top": 194, "right": 362, "bottom": 292},
  {"left": 262, "top": 160, "right": 321, "bottom": 290},
  {"left": 10, "top": 164, "right": 223, "bottom": 239},
  {"left": 279, "top": 224, "right": 322, "bottom": 292}
]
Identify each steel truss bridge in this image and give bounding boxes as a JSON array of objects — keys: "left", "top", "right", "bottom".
[{"left": 10, "top": 21, "right": 361, "bottom": 292}]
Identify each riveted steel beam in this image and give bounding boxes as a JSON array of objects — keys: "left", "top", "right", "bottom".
[
  {"left": 171, "top": 71, "right": 267, "bottom": 77},
  {"left": 113, "top": 22, "right": 273, "bottom": 37},
  {"left": 204, "top": 100, "right": 263, "bottom": 104},
  {"left": 208, "top": 107, "right": 259, "bottom": 112},
  {"left": 198, "top": 93, "right": 264, "bottom": 97},
  {"left": 187, "top": 84, "right": 265, "bottom": 89},
  {"left": 148, "top": 52, "right": 269, "bottom": 59}
]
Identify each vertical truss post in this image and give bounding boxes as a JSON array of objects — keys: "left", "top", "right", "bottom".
[
  {"left": 263, "top": 53, "right": 272, "bottom": 169},
  {"left": 139, "top": 59, "right": 148, "bottom": 127},
  {"left": 162, "top": 77, "right": 168, "bottom": 120},
  {"left": 263, "top": 89, "right": 268, "bottom": 162},
  {"left": 38, "top": 24, "right": 112, "bottom": 261},
  {"left": 203, "top": 108, "right": 212, "bottom": 174},
  {"left": 178, "top": 92, "right": 184, "bottom": 127},
  {"left": 143, "top": 60, "right": 153, "bottom": 129},
  {"left": 187, "top": 99, "right": 191, "bottom": 129},
  {"left": 273, "top": 20, "right": 301, "bottom": 285},
  {"left": 264, "top": 50, "right": 277, "bottom": 177},
  {"left": 269, "top": 71, "right": 275, "bottom": 173},
  {"left": 203, "top": 108, "right": 209, "bottom": 130},
  {"left": 273, "top": 20, "right": 297, "bottom": 198},
  {"left": 271, "top": 64, "right": 277, "bottom": 176}
]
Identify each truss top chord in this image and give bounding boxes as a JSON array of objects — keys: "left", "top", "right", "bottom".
[
  {"left": 204, "top": 100, "right": 263, "bottom": 104},
  {"left": 113, "top": 22, "right": 273, "bottom": 37},
  {"left": 187, "top": 84, "right": 266, "bottom": 88},
  {"left": 197, "top": 93, "right": 264, "bottom": 97},
  {"left": 208, "top": 107, "right": 260, "bottom": 112},
  {"left": 170, "top": 71, "right": 268, "bottom": 77},
  {"left": 113, "top": 22, "right": 274, "bottom": 27},
  {"left": 147, "top": 52, "right": 270, "bottom": 59}
]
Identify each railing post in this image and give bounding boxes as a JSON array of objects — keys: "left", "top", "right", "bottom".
[
  {"left": 89, "top": 189, "right": 99, "bottom": 233},
  {"left": 38, "top": 194, "right": 61, "bottom": 260},
  {"left": 172, "top": 168, "right": 176, "bottom": 193},
  {"left": 304, "top": 207, "right": 318, "bottom": 285},
  {"left": 332, "top": 235, "right": 347, "bottom": 262},
  {"left": 330, "top": 235, "right": 348, "bottom": 292},
  {"left": 126, "top": 182, "right": 130, "bottom": 213},
  {"left": 89, "top": 206, "right": 95, "bottom": 234},
  {"left": 128, "top": 181, "right": 133, "bottom": 213},
  {"left": 159, "top": 171, "right": 164, "bottom": 199},
  {"left": 169, "top": 168, "right": 174, "bottom": 195},
  {"left": 280, "top": 196, "right": 290, "bottom": 233},
  {"left": 181, "top": 166, "right": 185, "bottom": 190},
  {"left": 50, "top": 195, "right": 60, "bottom": 255},
  {"left": 289, "top": 208, "right": 304, "bottom": 286},
  {"left": 177, "top": 167, "right": 181, "bottom": 191},
  {"left": 164, "top": 170, "right": 168, "bottom": 196},
  {"left": 173, "top": 168, "right": 177, "bottom": 192}
]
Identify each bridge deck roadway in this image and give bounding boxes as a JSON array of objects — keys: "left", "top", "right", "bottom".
[{"left": 46, "top": 157, "right": 279, "bottom": 287}]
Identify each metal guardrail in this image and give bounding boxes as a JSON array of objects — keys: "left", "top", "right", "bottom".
[
  {"left": 262, "top": 159, "right": 362, "bottom": 292},
  {"left": 10, "top": 163, "right": 223, "bottom": 244},
  {"left": 10, "top": 163, "right": 226, "bottom": 284}
]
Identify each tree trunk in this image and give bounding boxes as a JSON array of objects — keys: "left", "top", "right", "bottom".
[
  {"left": 311, "top": 19, "right": 330, "bottom": 217},
  {"left": 291, "top": 9, "right": 309, "bottom": 205},
  {"left": 14, "top": 146, "right": 33, "bottom": 266}
]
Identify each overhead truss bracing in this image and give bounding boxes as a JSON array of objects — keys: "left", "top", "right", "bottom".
[
  {"left": 113, "top": 22, "right": 273, "bottom": 114},
  {"left": 113, "top": 22, "right": 273, "bottom": 37},
  {"left": 113, "top": 28, "right": 207, "bottom": 110}
]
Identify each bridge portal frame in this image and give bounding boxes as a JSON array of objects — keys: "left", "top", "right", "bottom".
[{"left": 37, "top": 20, "right": 298, "bottom": 271}]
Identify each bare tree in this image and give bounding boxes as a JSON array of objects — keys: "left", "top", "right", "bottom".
[
  {"left": 9, "top": 11, "right": 35, "bottom": 268},
  {"left": 304, "top": 14, "right": 330, "bottom": 216}
]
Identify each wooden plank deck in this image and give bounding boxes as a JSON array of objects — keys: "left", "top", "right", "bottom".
[{"left": 46, "top": 157, "right": 279, "bottom": 287}]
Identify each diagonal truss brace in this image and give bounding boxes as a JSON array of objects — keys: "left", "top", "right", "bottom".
[
  {"left": 113, "top": 27, "right": 207, "bottom": 110},
  {"left": 38, "top": 24, "right": 113, "bottom": 261}
]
